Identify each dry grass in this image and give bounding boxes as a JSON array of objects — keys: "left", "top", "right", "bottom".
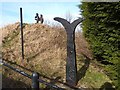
[
  {"left": 1, "top": 23, "right": 112, "bottom": 89},
  {"left": 2, "top": 23, "right": 91, "bottom": 75}
]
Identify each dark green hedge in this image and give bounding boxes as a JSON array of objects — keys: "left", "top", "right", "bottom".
[{"left": 79, "top": 2, "right": 120, "bottom": 89}]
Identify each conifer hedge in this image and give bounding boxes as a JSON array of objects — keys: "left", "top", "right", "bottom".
[{"left": 79, "top": 2, "right": 120, "bottom": 89}]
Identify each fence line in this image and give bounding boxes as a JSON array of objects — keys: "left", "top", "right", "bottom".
[
  {"left": 1, "top": 61, "right": 64, "bottom": 90},
  {"left": 2, "top": 61, "right": 31, "bottom": 79}
]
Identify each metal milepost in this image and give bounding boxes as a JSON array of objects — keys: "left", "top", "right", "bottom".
[{"left": 54, "top": 17, "right": 83, "bottom": 86}]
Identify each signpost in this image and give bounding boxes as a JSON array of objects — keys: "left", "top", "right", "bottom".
[
  {"left": 54, "top": 17, "right": 83, "bottom": 86},
  {"left": 20, "top": 8, "right": 24, "bottom": 61}
]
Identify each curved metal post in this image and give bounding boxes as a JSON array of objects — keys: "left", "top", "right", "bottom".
[{"left": 54, "top": 17, "right": 83, "bottom": 86}]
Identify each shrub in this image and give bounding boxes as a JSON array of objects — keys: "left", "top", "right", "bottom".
[{"left": 79, "top": 2, "right": 120, "bottom": 89}]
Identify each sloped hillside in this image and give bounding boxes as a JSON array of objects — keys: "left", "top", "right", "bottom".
[{"left": 2, "top": 23, "right": 113, "bottom": 89}]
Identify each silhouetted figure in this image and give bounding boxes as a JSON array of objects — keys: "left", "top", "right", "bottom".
[
  {"left": 39, "top": 14, "right": 44, "bottom": 24},
  {"left": 35, "top": 13, "right": 39, "bottom": 23}
]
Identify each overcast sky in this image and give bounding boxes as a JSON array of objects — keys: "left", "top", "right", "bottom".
[{"left": 0, "top": 0, "right": 82, "bottom": 27}]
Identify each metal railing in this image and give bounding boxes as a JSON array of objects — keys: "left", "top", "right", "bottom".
[{"left": 1, "top": 61, "right": 64, "bottom": 90}]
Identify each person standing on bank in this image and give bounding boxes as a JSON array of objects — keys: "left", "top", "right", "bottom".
[
  {"left": 35, "top": 13, "right": 39, "bottom": 23},
  {"left": 39, "top": 14, "right": 44, "bottom": 24}
]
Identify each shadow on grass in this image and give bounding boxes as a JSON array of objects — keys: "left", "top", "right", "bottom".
[
  {"left": 99, "top": 82, "right": 115, "bottom": 90},
  {"left": 38, "top": 74, "right": 81, "bottom": 90},
  {"left": 26, "top": 48, "right": 47, "bottom": 62},
  {"left": 77, "top": 53, "right": 91, "bottom": 83},
  {"left": 3, "top": 59, "right": 34, "bottom": 72},
  {"left": 2, "top": 75, "right": 30, "bottom": 89},
  {"left": 3, "top": 59, "right": 81, "bottom": 89},
  {"left": 44, "top": 76, "right": 62, "bottom": 90}
]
